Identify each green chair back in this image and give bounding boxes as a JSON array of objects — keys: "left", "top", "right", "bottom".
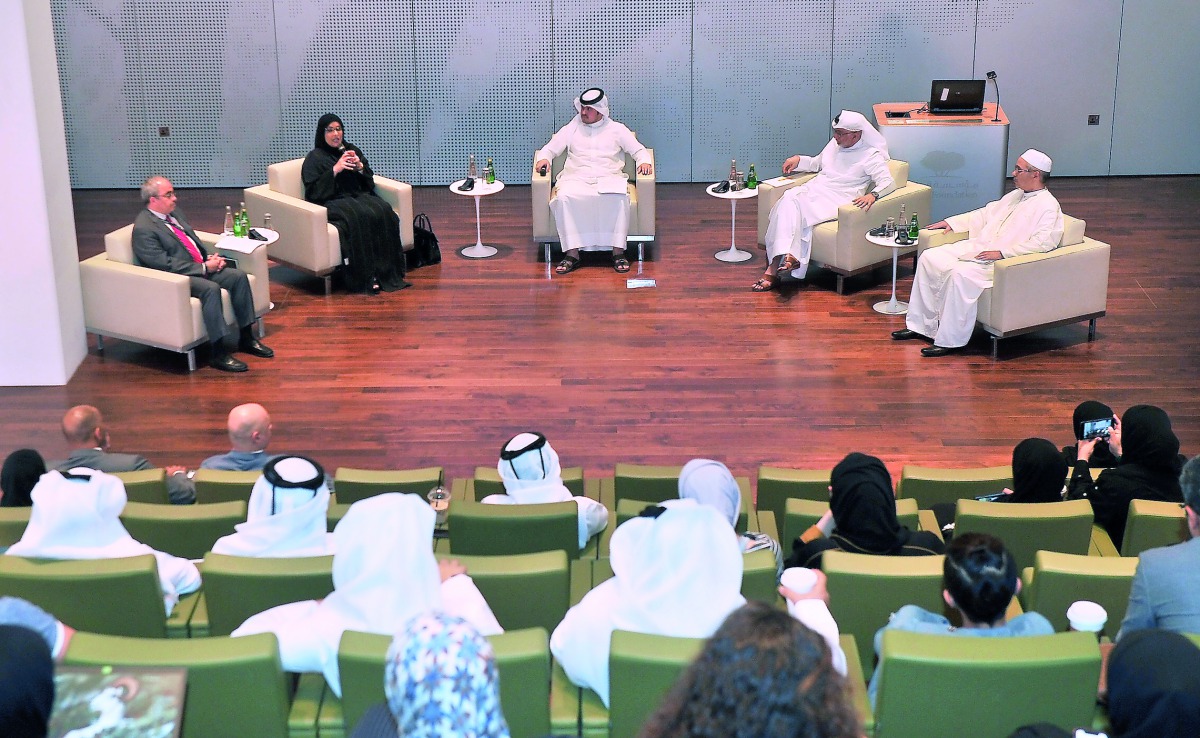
[
  {"left": 896, "top": 465, "right": 1012, "bottom": 510},
  {"left": 192, "top": 469, "right": 259, "bottom": 504},
  {"left": 449, "top": 500, "right": 581, "bottom": 559},
  {"left": 326, "top": 501, "right": 351, "bottom": 532},
  {"left": 64, "top": 631, "right": 290, "bottom": 738},
  {"left": 613, "top": 490, "right": 751, "bottom": 533},
  {"left": 199, "top": 553, "right": 335, "bottom": 636},
  {"left": 437, "top": 550, "right": 569, "bottom": 634},
  {"left": 781, "top": 497, "right": 920, "bottom": 552},
  {"left": 1120, "top": 498, "right": 1188, "bottom": 556},
  {"left": 756, "top": 466, "right": 831, "bottom": 529},
  {"left": 471, "top": 465, "right": 585, "bottom": 501},
  {"left": 1023, "top": 551, "right": 1138, "bottom": 639},
  {"left": 332, "top": 466, "right": 443, "bottom": 505},
  {"left": 613, "top": 463, "right": 684, "bottom": 505},
  {"left": 338, "top": 627, "right": 551, "bottom": 738},
  {"left": 0, "top": 507, "right": 31, "bottom": 547},
  {"left": 953, "top": 498, "right": 1094, "bottom": 572},
  {"left": 121, "top": 500, "right": 247, "bottom": 560},
  {"left": 111, "top": 468, "right": 171, "bottom": 504},
  {"left": 824, "top": 551, "right": 946, "bottom": 675},
  {"left": 608, "top": 630, "right": 705, "bottom": 738},
  {"left": 874, "top": 630, "right": 1101, "bottom": 738},
  {"left": 0, "top": 554, "right": 167, "bottom": 637}
]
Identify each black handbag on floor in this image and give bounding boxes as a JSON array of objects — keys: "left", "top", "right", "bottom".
[{"left": 407, "top": 213, "right": 441, "bottom": 269}]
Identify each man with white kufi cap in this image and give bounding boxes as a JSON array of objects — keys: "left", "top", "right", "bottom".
[
  {"left": 756, "top": 110, "right": 895, "bottom": 292},
  {"left": 482, "top": 432, "right": 608, "bottom": 549},
  {"left": 892, "top": 148, "right": 1063, "bottom": 356},
  {"left": 535, "top": 88, "right": 653, "bottom": 275}
]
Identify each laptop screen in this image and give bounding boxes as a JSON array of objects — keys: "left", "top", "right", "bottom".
[{"left": 929, "top": 80, "right": 986, "bottom": 114}]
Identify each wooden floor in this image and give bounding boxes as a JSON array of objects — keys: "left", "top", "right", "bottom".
[{"left": 3, "top": 176, "right": 1198, "bottom": 488}]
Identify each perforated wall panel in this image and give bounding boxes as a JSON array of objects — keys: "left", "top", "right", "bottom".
[
  {"left": 553, "top": 0, "right": 693, "bottom": 181},
  {"left": 692, "top": 0, "right": 833, "bottom": 181}
]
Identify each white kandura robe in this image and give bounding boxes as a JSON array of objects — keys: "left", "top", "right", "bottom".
[
  {"left": 764, "top": 139, "right": 894, "bottom": 276},
  {"left": 210, "top": 476, "right": 334, "bottom": 558},
  {"left": 6, "top": 469, "right": 201, "bottom": 615},
  {"left": 905, "top": 188, "right": 1064, "bottom": 348},
  {"left": 232, "top": 493, "right": 502, "bottom": 696},
  {"left": 536, "top": 116, "right": 650, "bottom": 252}
]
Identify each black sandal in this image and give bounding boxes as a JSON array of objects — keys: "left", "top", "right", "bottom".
[
  {"left": 613, "top": 253, "right": 630, "bottom": 273},
  {"left": 751, "top": 276, "right": 777, "bottom": 292},
  {"left": 555, "top": 254, "right": 581, "bottom": 274}
]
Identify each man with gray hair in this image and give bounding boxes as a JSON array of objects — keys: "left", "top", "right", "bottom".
[
  {"left": 892, "top": 149, "right": 1063, "bottom": 356},
  {"left": 131, "top": 175, "right": 272, "bottom": 372},
  {"left": 1117, "top": 455, "right": 1200, "bottom": 638}
]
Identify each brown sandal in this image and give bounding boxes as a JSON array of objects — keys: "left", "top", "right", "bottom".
[
  {"left": 775, "top": 255, "right": 801, "bottom": 278},
  {"left": 751, "top": 276, "right": 777, "bottom": 292}
]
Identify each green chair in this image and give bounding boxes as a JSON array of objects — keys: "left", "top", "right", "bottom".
[
  {"left": 469, "top": 465, "right": 585, "bottom": 501},
  {"left": 756, "top": 466, "right": 831, "bottom": 529},
  {"left": 953, "top": 498, "right": 1094, "bottom": 572},
  {"left": 1120, "top": 498, "right": 1188, "bottom": 557},
  {"left": 871, "top": 630, "right": 1101, "bottom": 738},
  {"left": 437, "top": 550, "right": 570, "bottom": 634},
  {"left": 613, "top": 463, "right": 685, "bottom": 506},
  {"left": 781, "top": 498, "right": 921, "bottom": 552},
  {"left": 896, "top": 465, "right": 1012, "bottom": 510},
  {"left": 326, "top": 501, "right": 351, "bottom": 532},
  {"left": 1020, "top": 551, "right": 1138, "bottom": 639},
  {"left": 120, "top": 500, "right": 246, "bottom": 560},
  {"left": 824, "top": 551, "right": 947, "bottom": 676},
  {"left": 338, "top": 628, "right": 551, "bottom": 738},
  {"left": 111, "top": 468, "right": 171, "bottom": 504},
  {"left": 448, "top": 500, "right": 583, "bottom": 559},
  {"left": 63, "top": 631, "right": 290, "bottom": 738},
  {"left": 332, "top": 466, "right": 443, "bottom": 505},
  {"left": 0, "top": 554, "right": 174, "bottom": 638},
  {"left": 607, "top": 630, "right": 705, "bottom": 738},
  {"left": 192, "top": 468, "right": 259, "bottom": 504},
  {"left": 0, "top": 507, "right": 31, "bottom": 547},
  {"left": 199, "top": 553, "right": 334, "bottom": 636}
]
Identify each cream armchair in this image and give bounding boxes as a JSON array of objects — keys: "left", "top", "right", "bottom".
[
  {"left": 79, "top": 225, "right": 270, "bottom": 371},
  {"left": 756, "top": 160, "right": 932, "bottom": 294},
  {"left": 531, "top": 149, "right": 656, "bottom": 263},
  {"left": 917, "top": 214, "right": 1110, "bottom": 358},
  {"left": 243, "top": 159, "right": 415, "bottom": 295}
]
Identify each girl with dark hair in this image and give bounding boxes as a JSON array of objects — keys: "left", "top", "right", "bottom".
[
  {"left": 0, "top": 449, "right": 45, "bottom": 507},
  {"left": 866, "top": 532, "right": 1053, "bottom": 707},
  {"left": 639, "top": 601, "right": 860, "bottom": 738},
  {"left": 1067, "top": 404, "right": 1186, "bottom": 545},
  {"left": 301, "top": 114, "right": 409, "bottom": 294}
]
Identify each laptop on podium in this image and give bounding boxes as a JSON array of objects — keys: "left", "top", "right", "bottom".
[{"left": 928, "top": 80, "right": 986, "bottom": 115}]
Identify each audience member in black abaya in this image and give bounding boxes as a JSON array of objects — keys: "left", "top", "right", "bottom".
[
  {"left": 0, "top": 625, "right": 55, "bottom": 738},
  {"left": 1107, "top": 629, "right": 1200, "bottom": 738},
  {"left": 785, "top": 452, "right": 943, "bottom": 569},
  {"left": 1063, "top": 400, "right": 1121, "bottom": 468},
  {"left": 1002, "top": 438, "right": 1070, "bottom": 504},
  {"left": 1, "top": 449, "right": 45, "bottom": 508},
  {"left": 302, "top": 114, "right": 409, "bottom": 295},
  {"left": 1067, "top": 404, "right": 1185, "bottom": 546}
]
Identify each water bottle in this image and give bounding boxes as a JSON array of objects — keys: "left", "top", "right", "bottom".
[
  {"left": 222, "top": 206, "right": 234, "bottom": 236},
  {"left": 485, "top": 157, "right": 495, "bottom": 185},
  {"left": 728, "top": 159, "right": 737, "bottom": 182},
  {"left": 747, "top": 164, "right": 758, "bottom": 189},
  {"left": 236, "top": 202, "right": 248, "bottom": 237},
  {"left": 898, "top": 203, "right": 906, "bottom": 231},
  {"left": 427, "top": 485, "right": 450, "bottom": 528},
  {"left": 908, "top": 213, "right": 920, "bottom": 239},
  {"left": 468, "top": 154, "right": 477, "bottom": 180}
]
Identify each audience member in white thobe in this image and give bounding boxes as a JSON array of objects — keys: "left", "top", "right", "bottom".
[
  {"left": 232, "top": 493, "right": 502, "bottom": 696},
  {"left": 211, "top": 456, "right": 334, "bottom": 558},
  {"left": 535, "top": 87, "right": 653, "bottom": 275},
  {"left": 755, "top": 110, "right": 894, "bottom": 292},
  {"left": 481, "top": 432, "right": 607, "bottom": 550},
  {"left": 892, "top": 148, "right": 1064, "bottom": 357},
  {"left": 677, "top": 458, "right": 783, "bottom": 580},
  {"left": 5, "top": 469, "right": 200, "bottom": 615}
]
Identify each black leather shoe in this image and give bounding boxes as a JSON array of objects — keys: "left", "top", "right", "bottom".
[
  {"left": 238, "top": 337, "right": 275, "bottom": 358},
  {"left": 210, "top": 354, "right": 249, "bottom": 372},
  {"left": 891, "top": 329, "right": 920, "bottom": 340},
  {"left": 921, "top": 346, "right": 958, "bottom": 357}
]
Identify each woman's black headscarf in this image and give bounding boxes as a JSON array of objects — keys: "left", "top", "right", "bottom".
[
  {"left": 0, "top": 449, "right": 45, "bottom": 508},
  {"left": 1008, "top": 438, "right": 1068, "bottom": 503},
  {"left": 0, "top": 625, "right": 55, "bottom": 737},
  {"left": 1108, "top": 629, "right": 1200, "bottom": 738},
  {"left": 314, "top": 113, "right": 345, "bottom": 155},
  {"left": 1072, "top": 401, "right": 1114, "bottom": 441},
  {"left": 1067, "top": 400, "right": 1120, "bottom": 467},
  {"left": 1119, "top": 405, "right": 1183, "bottom": 474},
  {"left": 829, "top": 452, "right": 910, "bottom": 553}
]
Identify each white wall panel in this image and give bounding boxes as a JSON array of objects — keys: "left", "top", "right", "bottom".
[
  {"left": 976, "top": 0, "right": 1121, "bottom": 177},
  {"left": 692, "top": 0, "right": 833, "bottom": 182}
]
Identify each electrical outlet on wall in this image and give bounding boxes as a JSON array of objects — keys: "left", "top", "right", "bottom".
[
  {"left": 1087, "top": 115, "right": 1100, "bottom": 126},
  {"left": 158, "top": 126, "right": 170, "bottom": 137}
]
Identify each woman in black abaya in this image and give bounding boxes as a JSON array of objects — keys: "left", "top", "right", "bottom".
[{"left": 302, "top": 114, "right": 409, "bottom": 294}]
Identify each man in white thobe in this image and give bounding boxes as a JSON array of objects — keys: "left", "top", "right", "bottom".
[
  {"left": 210, "top": 456, "right": 334, "bottom": 558},
  {"left": 756, "top": 110, "right": 894, "bottom": 291},
  {"left": 892, "top": 148, "right": 1064, "bottom": 356},
  {"left": 535, "top": 88, "right": 653, "bottom": 275}
]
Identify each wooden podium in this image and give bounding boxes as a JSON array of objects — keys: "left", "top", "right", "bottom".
[{"left": 873, "top": 102, "right": 1009, "bottom": 222}]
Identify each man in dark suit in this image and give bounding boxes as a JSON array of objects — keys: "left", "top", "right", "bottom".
[
  {"left": 131, "top": 175, "right": 273, "bottom": 372},
  {"left": 49, "top": 405, "right": 194, "bottom": 504}
]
